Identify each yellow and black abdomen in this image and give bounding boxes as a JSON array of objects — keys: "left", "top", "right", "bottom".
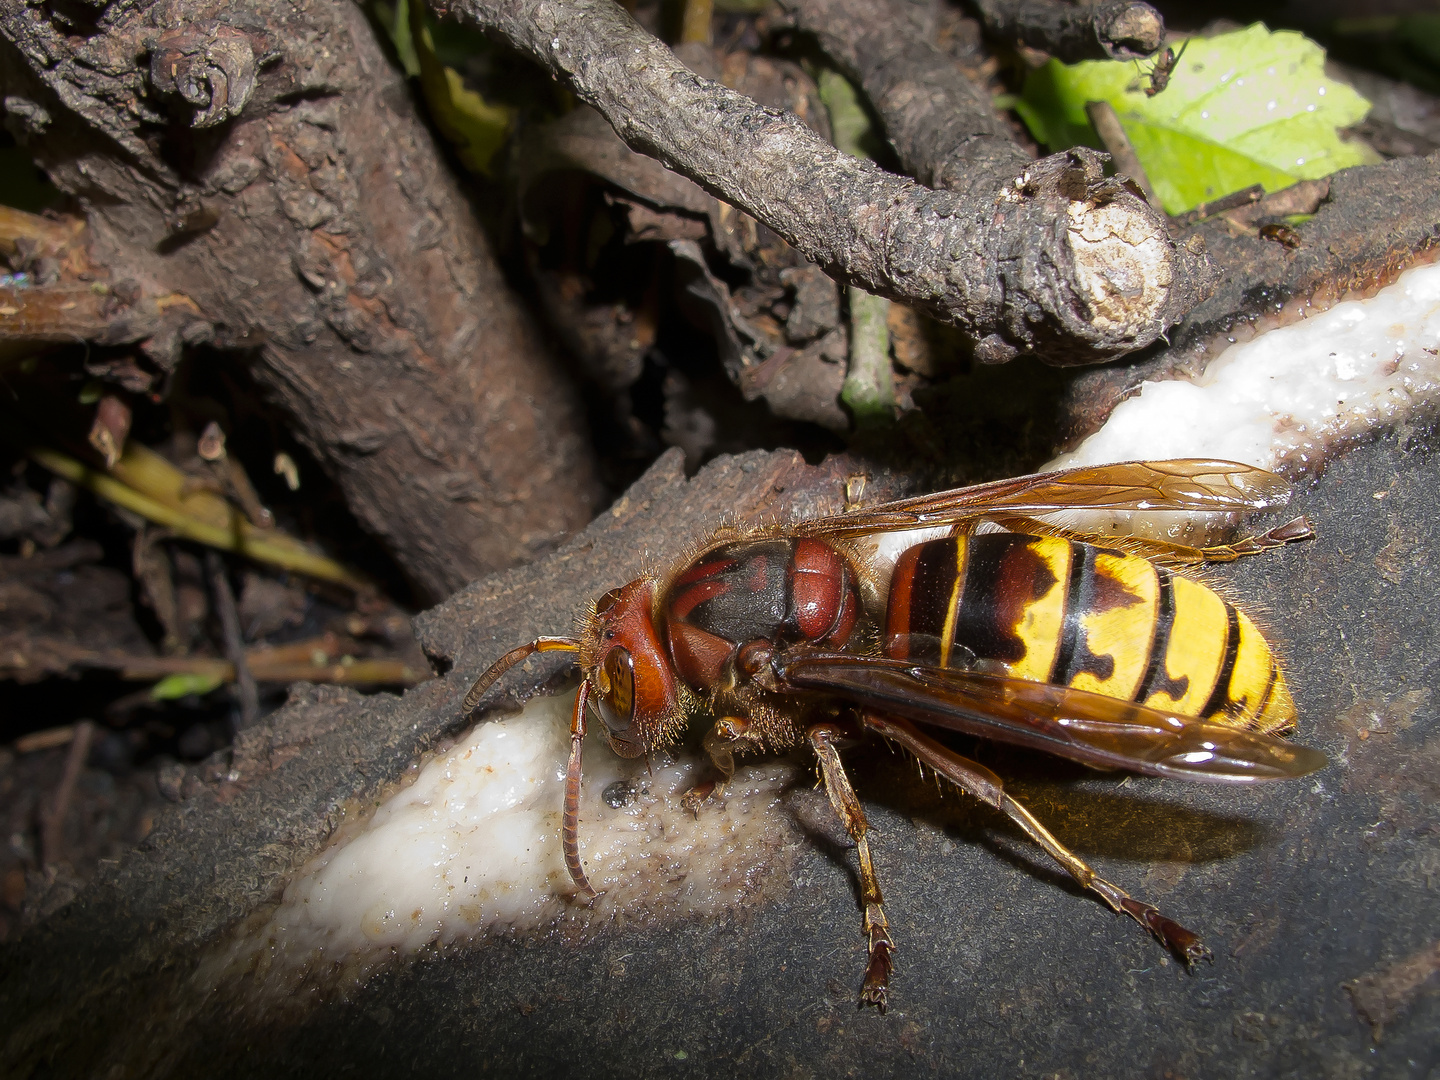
[{"left": 884, "top": 533, "right": 1295, "bottom": 733}]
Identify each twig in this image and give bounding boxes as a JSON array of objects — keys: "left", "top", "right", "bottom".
[
  {"left": 14, "top": 725, "right": 79, "bottom": 754},
  {"left": 443, "top": 0, "right": 1207, "bottom": 364},
  {"left": 783, "top": 0, "right": 1024, "bottom": 191},
  {"left": 0, "top": 539, "right": 102, "bottom": 574},
  {"left": 197, "top": 421, "right": 275, "bottom": 529},
  {"left": 679, "top": 0, "right": 712, "bottom": 46},
  {"left": 843, "top": 288, "right": 894, "bottom": 426},
  {"left": 207, "top": 551, "right": 259, "bottom": 732},
  {"left": 0, "top": 283, "right": 116, "bottom": 342},
  {"left": 1084, "top": 100, "right": 1161, "bottom": 212},
  {"left": 972, "top": 0, "right": 1165, "bottom": 62},
  {"left": 221, "top": 457, "right": 275, "bottom": 530},
  {"left": 27, "top": 446, "right": 371, "bottom": 589},
  {"left": 775, "top": 0, "right": 1209, "bottom": 363},
  {"left": 40, "top": 719, "right": 93, "bottom": 868},
  {"left": 6, "top": 632, "right": 425, "bottom": 686},
  {"left": 86, "top": 396, "right": 132, "bottom": 470},
  {"left": 820, "top": 69, "right": 895, "bottom": 422},
  {"left": 1221, "top": 179, "right": 1331, "bottom": 227},
  {"left": 1167, "top": 184, "right": 1264, "bottom": 229},
  {"left": 1167, "top": 179, "right": 1330, "bottom": 233}
]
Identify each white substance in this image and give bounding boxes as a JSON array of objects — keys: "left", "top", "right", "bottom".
[
  {"left": 1052, "top": 261, "right": 1440, "bottom": 474},
  {"left": 212, "top": 693, "right": 798, "bottom": 991}
]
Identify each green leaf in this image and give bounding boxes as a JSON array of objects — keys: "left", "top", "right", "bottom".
[
  {"left": 370, "top": 0, "right": 420, "bottom": 77},
  {"left": 1017, "top": 23, "right": 1381, "bottom": 214},
  {"left": 409, "top": 0, "right": 513, "bottom": 176},
  {"left": 151, "top": 671, "right": 226, "bottom": 700},
  {"left": 368, "top": 0, "right": 516, "bottom": 176},
  {"left": 817, "top": 69, "right": 886, "bottom": 162}
]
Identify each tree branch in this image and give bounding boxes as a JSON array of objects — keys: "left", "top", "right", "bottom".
[
  {"left": 972, "top": 0, "right": 1165, "bottom": 62},
  {"left": 780, "top": 0, "right": 1025, "bottom": 195},
  {"left": 448, "top": 0, "right": 1207, "bottom": 364}
]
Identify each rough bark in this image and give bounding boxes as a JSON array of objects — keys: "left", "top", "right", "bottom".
[
  {"left": 782, "top": 0, "right": 1028, "bottom": 193},
  {"left": 0, "top": 0, "right": 601, "bottom": 602},
  {"left": 444, "top": 0, "right": 1210, "bottom": 366},
  {"left": 972, "top": 0, "right": 1165, "bottom": 62}
]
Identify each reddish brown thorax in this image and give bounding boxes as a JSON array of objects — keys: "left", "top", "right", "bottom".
[{"left": 662, "top": 537, "right": 860, "bottom": 689}]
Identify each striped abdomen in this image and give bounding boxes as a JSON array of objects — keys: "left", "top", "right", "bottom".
[{"left": 884, "top": 534, "right": 1295, "bottom": 733}]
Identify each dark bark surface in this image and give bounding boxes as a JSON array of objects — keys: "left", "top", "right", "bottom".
[
  {"left": 0, "top": 0, "right": 601, "bottom": 602},
  {"left": 447, "top": 0, "right": 1209, "bottom": 365},
  {"left": 2, "top": 435, "right": 1438, "bottom": 1079}
]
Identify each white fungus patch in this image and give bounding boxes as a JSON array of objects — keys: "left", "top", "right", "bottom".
[
  {"left": 1044, "top": 260, "right": 1440, "bottom": 541},
  {"left": 210, "top": 693, "right": 800, "bottom": 993}
]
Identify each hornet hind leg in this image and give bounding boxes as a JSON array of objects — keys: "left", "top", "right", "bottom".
[
  {"left": 809, "top": 722, "right": 897, "bottom": 1011},
  {"left": 864, "top": 711, "right": 1212, "bottom": 966}
]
